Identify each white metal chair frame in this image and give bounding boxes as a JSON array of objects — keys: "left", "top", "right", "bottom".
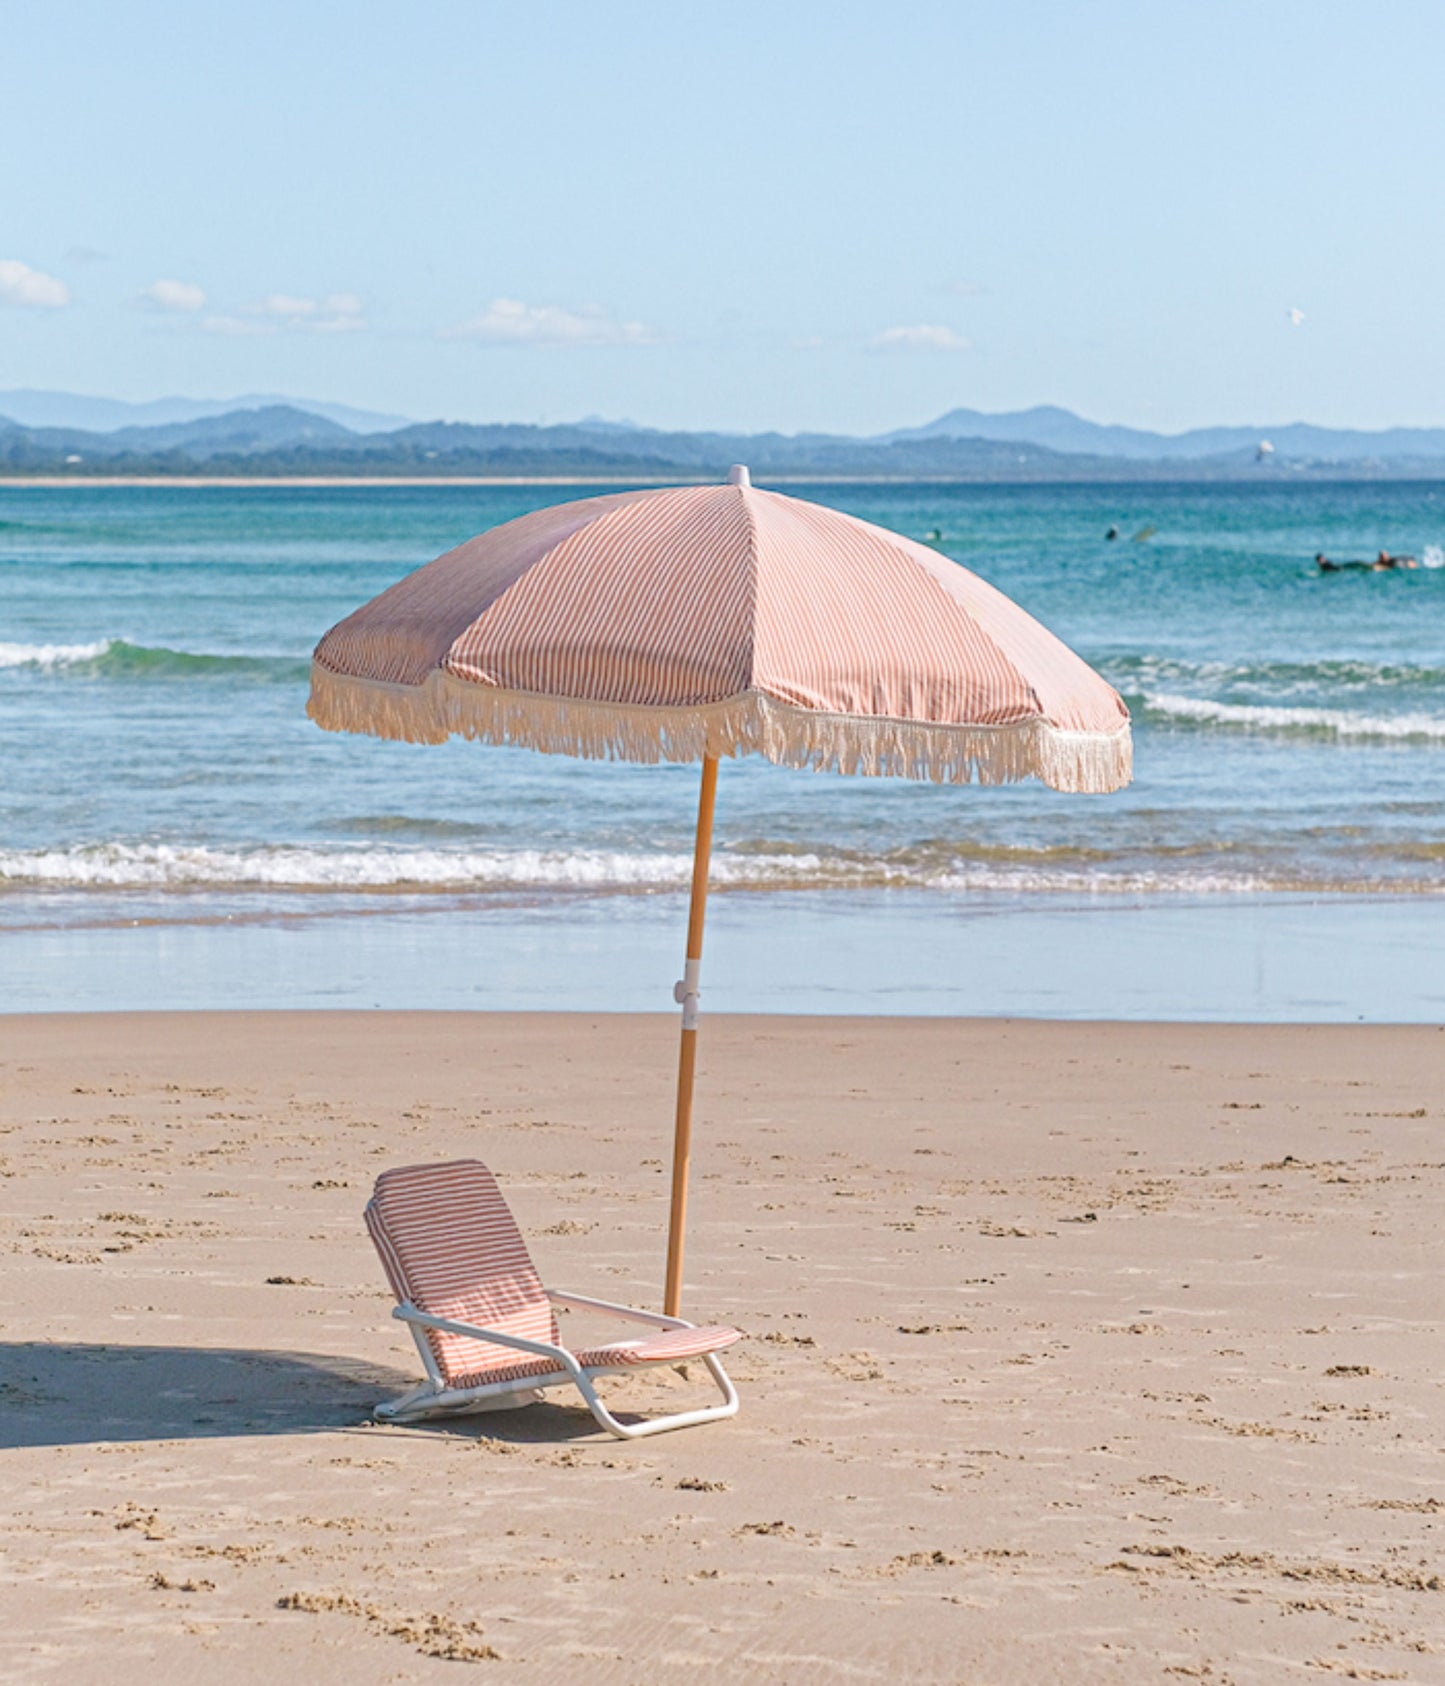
[{"left": 378, "top": 1286, "right": 740, "bottom": 1440}]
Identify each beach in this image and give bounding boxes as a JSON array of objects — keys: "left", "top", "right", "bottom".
[
  {"left": 2, "top": 1010, "right": 1441, "bottom": 1682},
  {"left": 3, "top": 479, "right": 1442, "bottom": 1680},
  {"left": 13, "top": 5, "right": 1445, "bottom": 1682}
]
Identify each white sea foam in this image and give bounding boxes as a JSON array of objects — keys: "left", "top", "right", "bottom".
[
  {"left": 0, "top": 842, "right": 876, "bottom": 893},
  {"left": 1422, "top": 544, "right": 1445, "bottom": 569},
  {"left": 0, "top": 840, "right": 1414, "bottom": 899},
  {"left": 0, "top": 843, "right": 696, "bottom": 891},
  {"left": 0, "top": 638, "right": 115, "bottom": 669},
  {"left": 1112, "top": 652, "right": 1445, "bottom": 689},
  {"left": 1143, "top": 691, "right": 1445, "bottom": 741}
]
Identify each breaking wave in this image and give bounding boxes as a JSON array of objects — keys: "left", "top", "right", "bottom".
[
  {"left": 0, "top": 839, "right": 1438, "bottom": 898},
  {"left": 1105, "top": 652, "right": 1445, "bottom": 691},
  {"left": 0, "top": 639, "right": 115, "bottom": 669},
  {"left": 1138, "top": 691, "right": 1445, "bottom": 742},
  {"left": 0, "top": 638, "right": 307, "bottom": 680}
]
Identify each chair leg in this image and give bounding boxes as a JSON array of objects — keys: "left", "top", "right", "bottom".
[
  {"left": 570, "top": 1352, "right": 739, "bottom": 1440},
  {"left": 376, "top": 1385, "right": 546, "bottom": 1424},
  {"left": 374, "top": 1380, "right": 445, "bottom": 1422}
]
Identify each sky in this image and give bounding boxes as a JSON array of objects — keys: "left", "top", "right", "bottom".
[{"left": 4, "top": 0, "right": 1445, "bottom": 436}]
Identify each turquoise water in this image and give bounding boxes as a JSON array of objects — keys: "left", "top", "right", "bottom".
[{"left": 2, "top": 480, "right": 1443, "bottom": 1015}]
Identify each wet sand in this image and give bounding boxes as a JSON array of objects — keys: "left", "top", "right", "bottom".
[{"left": 0, "top": 1012, "right": 1441, "bottom": 1681}]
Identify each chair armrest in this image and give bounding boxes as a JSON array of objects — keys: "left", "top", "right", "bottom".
[
  {"left": 391, "top": 1302, "right": 572, "bottom": 1365},
  {"left": 545, "top": 1287, "right": 694, "bottom": 1330}
]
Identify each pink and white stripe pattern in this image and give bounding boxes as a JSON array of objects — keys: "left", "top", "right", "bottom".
[
  {"left": 444, "top": 1322, "right": 744, "bottom": 1393},
  {"left": 310, "top": 475, "right": 1131, "bottom": 792},
  {"left": 366, "top": 1158, "right": 741, "bottom": 1386}
]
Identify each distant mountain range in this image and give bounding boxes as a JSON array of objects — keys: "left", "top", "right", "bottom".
[
  {"left": 885, "top": 404, "right": 1445, "bottom": 463},
  {"left": 4, "top": 395, "right": 1445, "bottom": 480},
  {"left": 0, "top": 388, "right": 409, "bottom": 434}
]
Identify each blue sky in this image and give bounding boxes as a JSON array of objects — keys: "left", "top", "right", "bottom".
[{"left": 4, "top": 0, "right": 1443, "bottom": 434}]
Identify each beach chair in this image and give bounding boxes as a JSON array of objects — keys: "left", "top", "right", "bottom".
[{"left": 364, "top": 1158, "right": 741, "bottom": 1439}]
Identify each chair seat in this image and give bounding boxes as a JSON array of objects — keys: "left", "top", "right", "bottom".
[{"left": 447, "top": 1323, "right": 742, "bottom": 1391}]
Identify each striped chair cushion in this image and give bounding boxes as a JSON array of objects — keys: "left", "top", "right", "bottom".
[
  {"left": 447, "top": 1324, "right": 743, "bottom": 1392},
  {"left": 367, "top": 1158, "right": 559, "bottom": 1383}
]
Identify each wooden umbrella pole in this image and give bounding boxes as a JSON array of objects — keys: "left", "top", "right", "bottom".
[{"left": 664, "top": 753, "right": 719, "bottom": 1317}]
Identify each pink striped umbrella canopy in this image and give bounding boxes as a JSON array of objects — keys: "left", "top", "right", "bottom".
[{"left": 309, "top": 469, "right": 1131, "bottom": 791}]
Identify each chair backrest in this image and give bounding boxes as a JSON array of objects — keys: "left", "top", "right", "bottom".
[{"left": 366, "top": 1158, "right": 559, "bottom": 1383}]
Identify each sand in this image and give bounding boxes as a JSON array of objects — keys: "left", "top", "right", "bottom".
[{"left": 0, "top": 1011, "right": 1441, "bottom": 1682}]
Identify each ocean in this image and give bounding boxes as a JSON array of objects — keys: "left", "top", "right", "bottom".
[{"left": 3, "top": 480, "right": 1443, "bottom": 1018}]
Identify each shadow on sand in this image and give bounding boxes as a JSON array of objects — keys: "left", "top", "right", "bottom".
[
  {"left": 0, "top": 1342, "right": 640, "bottom": 1448},
  {"left": 0, "top": 1342, "right": 416, "bottom": 1448}
]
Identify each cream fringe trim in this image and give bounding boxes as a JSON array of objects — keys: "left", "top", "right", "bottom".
[{"left": 307, "top": 664, "right": 1133, "bottom": 794}]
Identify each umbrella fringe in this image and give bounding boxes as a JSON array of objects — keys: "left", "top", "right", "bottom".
[{"left": 308, "top": 663, "right": 1132, "bottom": 794}]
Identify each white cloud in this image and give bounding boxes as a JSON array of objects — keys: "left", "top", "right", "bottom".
[
  {"left": 446, "top": 297, "right": 659, "bottom": 347},
  {"left": 202, "top": 290, "right": 366, "bottom": 335},
  {"left": 200, "top": 314, "right": 271, "bottom": 337},
  {"left": 0, "top": 260, "right": 70, "bottom": 309},
  {"left": 944, "top": 279, "right": 988, "bottom": 298},
  {"left": 310, "top": 292, "right": 366, "bottom": 333},
  {"left": 869, "top": 324, "right": 972, "bottom": 353},
  {"left": 248, "top": 291, "right": 366, "bottom": 331},
  {"left": 255, "top": 292, "right": 319, "bottom": 318},
  {"left": 140, "top": 278, "right": 206, "bottom": 313}
]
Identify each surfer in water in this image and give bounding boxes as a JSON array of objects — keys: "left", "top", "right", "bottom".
[{"left": 1316, "top": 550, "right": 1418, "bottom": 573}]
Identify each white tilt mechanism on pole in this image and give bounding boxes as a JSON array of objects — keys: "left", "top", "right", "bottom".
[{"left": 673, "top": 959, "right": 702, "bottom": 1030}]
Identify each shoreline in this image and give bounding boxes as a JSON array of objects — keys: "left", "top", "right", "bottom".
[
  {"left": 6, "top": 888, "right": 1444, "bottom": 1020},
  {"left": 1, "top": 1011, "right": 1440, "bottom": 1679}
]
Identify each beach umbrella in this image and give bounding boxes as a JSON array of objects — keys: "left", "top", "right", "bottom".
[{"left": 308, "top": 467, "right": 1131, "bottom": 1315}]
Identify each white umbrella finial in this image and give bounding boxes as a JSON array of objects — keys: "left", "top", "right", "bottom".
[{"left": 727, "top": 463, "right": 751, "bottom": 487}]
